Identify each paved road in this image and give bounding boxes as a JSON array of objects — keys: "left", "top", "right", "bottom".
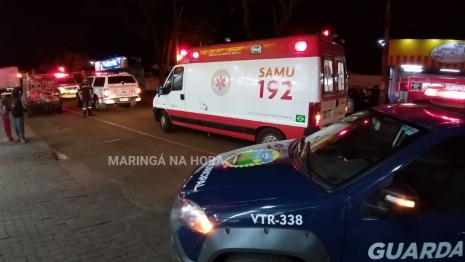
[{"left": 25, "top": 96, "right": 252, "bottom": 213}]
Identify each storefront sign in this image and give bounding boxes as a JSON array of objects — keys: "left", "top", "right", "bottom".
[
  {"left": 388, "top": 39, "right": 465, "bottom": 69},
  {"left": 94, "top": 57, "right": 128, "bottom": 71},
  {"left": 430, "top": 42, "right": 465, "bottom": 64}
]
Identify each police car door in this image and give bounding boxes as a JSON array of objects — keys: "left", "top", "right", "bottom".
[
  {"left": 163, "top": 66, "right": 186, "bottom": 118},
  {"left": 343, "top": 135, "right": 465, "bottom": 261}
]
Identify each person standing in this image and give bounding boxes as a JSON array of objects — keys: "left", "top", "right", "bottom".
[
  {"left": 370, "top": 85, "right": 381, "bottom": 107},
  {"left": 77, "top": 78, "right": 95, "bottom": 118},
  {"left": 1, "top": 98, "right": 13, "bottom": 141},
  {"left": 10, "top": 89, "right": 26, "bottom": 143}
]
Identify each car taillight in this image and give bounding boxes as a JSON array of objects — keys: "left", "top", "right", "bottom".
[
  {"left": 137, "top": 87, "right": 141, "bottom": 94},
  {"left": 103, "top": 89, "right": 109, "bottom": 97},
  {"left": 308, "top": 103, "right": 321, "bottom": 128}
]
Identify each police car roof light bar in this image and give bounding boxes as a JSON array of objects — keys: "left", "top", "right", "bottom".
[{"left": 425, "top": 88, "right": 465, "bottom": 100}]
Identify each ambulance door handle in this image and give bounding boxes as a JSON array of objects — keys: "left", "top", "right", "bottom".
[{"left": 180, "top": 94, "right": 185, "bottom": 100}]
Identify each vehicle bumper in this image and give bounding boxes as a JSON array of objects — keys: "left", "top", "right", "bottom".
[
  {"left": 170, "top": 196, "right": 199, "bottom": 262},
  {"left": 60, "top": 90, "right": 77, "bottom": 98},
  {"left": 99, "top": 96, "right": 141, "bottom": 104},
  {"left": 170, "top": 194, "right": 329, "bottom": 262},
  {"left": 27, "top": 101, "right": 62, "bottom": 110},
  {"left": 304, "top": 127, "right": 320, "bottom": 136},
  {"left": 152, "top": 107, "right": 159, "bottom": 121}
]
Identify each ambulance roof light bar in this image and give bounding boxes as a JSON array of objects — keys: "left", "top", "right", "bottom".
[
  {"left": 54, "top": 73, "right": 69, "bottom": 78},
  {"left": 294, "top": 41, "right": 307, "bottom": 52}
]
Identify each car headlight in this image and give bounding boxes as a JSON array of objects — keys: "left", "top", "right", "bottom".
[{"left": 175, "top": 199, "right": 213, "bottom": 234}]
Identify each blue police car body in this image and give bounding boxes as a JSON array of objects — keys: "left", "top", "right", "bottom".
[{"left": 170, "top": 99, "right": 465, "bottom": 262}]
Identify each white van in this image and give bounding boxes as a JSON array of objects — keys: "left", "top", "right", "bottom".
[
  {"left": 79, "top": 72, "right": 141, "bottom": 110},
  {"left": 153, "top": 34, "right": 348, "bottom": 143}
]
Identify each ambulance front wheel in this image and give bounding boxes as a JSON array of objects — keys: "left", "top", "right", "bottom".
[
  {"left": 256, "top": 128, "right": 285, "bottom": 144},
  {"left": 160, "top": 111, "right": 173, "bottom": 133}
]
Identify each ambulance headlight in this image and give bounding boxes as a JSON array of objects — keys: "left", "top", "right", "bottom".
[{"left": 175, "top": 199, "right": 213, "bottom": 234}]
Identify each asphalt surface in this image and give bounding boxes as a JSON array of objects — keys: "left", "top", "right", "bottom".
[{"left": 25, "top": 95, "right": 252, "bottom": 214}]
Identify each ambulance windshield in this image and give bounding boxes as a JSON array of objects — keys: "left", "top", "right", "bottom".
[{"left": 299, "top": 110, "right": 429, "bottom": 186}]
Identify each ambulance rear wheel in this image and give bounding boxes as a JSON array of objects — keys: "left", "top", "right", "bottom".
[
  {"left": 160, "top": 111, "right": 173, "bottom": 133},
  {"left": 256, "top": 128, "right": 285, "bottom": 144},
  {"left": 224, "top": 253, "right": 294, "bottom": 262}
]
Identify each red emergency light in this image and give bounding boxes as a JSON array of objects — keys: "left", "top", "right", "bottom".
[
  {"left": 54, "top": 73, "right": 69, "bottom": 78},
  {"left": 425, "top": 88, "right": 465, "bottom": 100},
  {"left": 294, "top": 41, "right": 307, "bottom": 52},
  {"left": 180, "top": 49, "right": 188, "bottom": 56},
  {"left": 192, "top": 52, "right": 200, "bottom": 59},
  {"left": 322, "top": 30, "right": 330, "bottom": 37}
]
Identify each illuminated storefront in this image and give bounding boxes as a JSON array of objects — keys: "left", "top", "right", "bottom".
[
  {"left": 93, "top": 56, "right": 145, "bottom": 86},
  {"left": 386, "top": 39, "right": 465, "bottom": 103}
]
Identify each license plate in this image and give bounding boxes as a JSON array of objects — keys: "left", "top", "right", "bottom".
[{"left": 120, "top": 98, "right": 128, "bottom": 101}]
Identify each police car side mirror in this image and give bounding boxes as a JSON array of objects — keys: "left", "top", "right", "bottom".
[
  {"left": 362, "top": 183, "right": 418, "bottom": 219},
  {"left": 381, "top": 183, "right": 419, "bottom": 211}
]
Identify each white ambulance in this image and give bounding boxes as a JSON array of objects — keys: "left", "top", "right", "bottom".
[{"left": 152, "top": 34, "right": 348, "bottom": 143}]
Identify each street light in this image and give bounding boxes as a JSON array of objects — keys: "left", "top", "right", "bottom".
[
  {"left": 225, "top": 38, "right": 231, "bottom": 43},
  {"left": 378, "top": 40, "right": 385, "bottom": 47}
]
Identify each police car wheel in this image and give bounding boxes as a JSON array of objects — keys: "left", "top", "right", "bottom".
[
  {"left": 160, "top": 111, "right": 173, "bottom": 133},
  {"left": 224, "top": 253, "right": 294, "bottom": 262},
  {"left": 256, "top": 128, "right": 285, "bottom": 144},
  {"left": 93, "top": 97, "right": 100, "bottom": 111}
]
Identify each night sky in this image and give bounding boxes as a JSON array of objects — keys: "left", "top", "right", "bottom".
[{"left": 1, "top": 0, "right": 464, "bottom": 75}]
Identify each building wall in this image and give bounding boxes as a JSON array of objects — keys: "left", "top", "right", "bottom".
[{"left": 388, "top": 39, "right": 465, "bottom": 69}]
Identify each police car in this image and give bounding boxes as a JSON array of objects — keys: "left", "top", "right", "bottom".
[{"left": 170, "top": 87, "right": 465, "bottom": 262}]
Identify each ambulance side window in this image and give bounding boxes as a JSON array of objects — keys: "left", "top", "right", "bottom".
[
  {"left": 163, "top": 70, "right": 174, "bottom": 92},
  {"left": 337, "top": 60, "right": 346, "bottom": 93},
  {"left": 323, "top": 57, "right": 334, "bottom": 94},
  {"left": 172, "top": 67, "right": 184, "bottom": 91}
]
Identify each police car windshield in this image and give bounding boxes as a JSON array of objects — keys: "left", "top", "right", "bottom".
[{"left": 302, "top": 110, "right": 428, "bottom": 186}]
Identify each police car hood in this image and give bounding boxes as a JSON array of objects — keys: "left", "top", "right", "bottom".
[{"left": 179, "top": 140, "right": 328, "bottom": 205}]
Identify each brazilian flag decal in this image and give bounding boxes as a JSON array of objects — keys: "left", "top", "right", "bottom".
[
  {"left": 296, "top": 114, "right": 306, "bottom": 123},
  {"left": 223, "top": 149, "right": 280, "bottom": 168}
]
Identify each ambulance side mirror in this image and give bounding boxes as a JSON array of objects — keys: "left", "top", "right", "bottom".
[{"left": 157, "top": 84, "right": 164, "bottom": 95}]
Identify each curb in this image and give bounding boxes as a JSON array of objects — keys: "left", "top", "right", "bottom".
[{"left": 23, "top": 122, "right": 65, "bottom": 161}]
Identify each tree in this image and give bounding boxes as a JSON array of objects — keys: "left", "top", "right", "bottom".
[
  {"left": 81, "top": 0, "right": 216, "bottom": 82},
  {"left": 237, "top": 0, "right": 301, "bottom": 39},
  {"left": 178, "top": 19, "right": 216, "bottom": 47},
  {"left": 81, "top": 0, "right": 175, "bottom": 81}
]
